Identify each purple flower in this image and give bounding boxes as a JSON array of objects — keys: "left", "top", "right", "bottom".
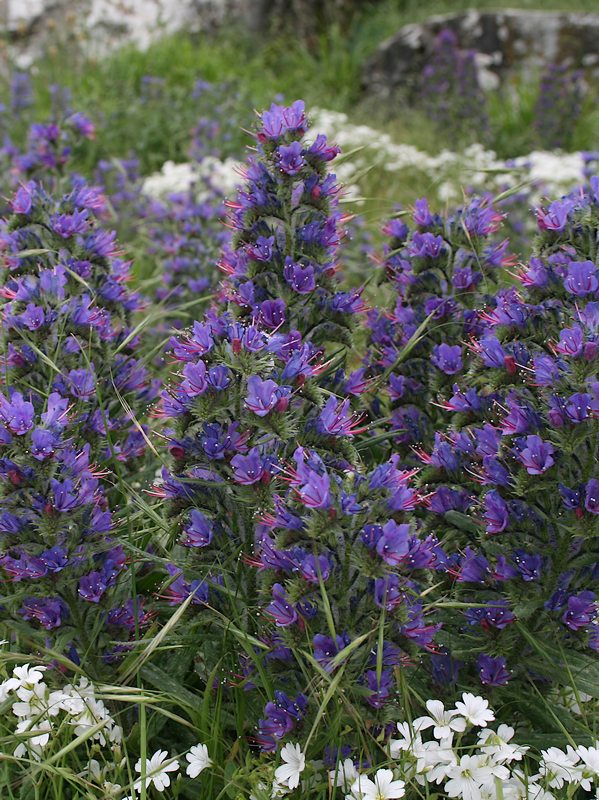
[
  {"left": 431, "top": 343, "right": 463, "bottom": 375},
  {"left": 555, "top": 325, "right": 584, "bottom": 357},
  {"left": 364, "top": 669, "right": 394, "bottom": 708},
  {"left": 277, "top": 142, "right": 305, "bottom": 175},
  {"left": 259, "top": 299, "right": 286, "bottom": 329},
  {"left": 313, "top": 633, "right": 349, "bottom": 671},
  {"left": 207, "top": 365, "right": 230, "bottom": 391},
  {"left": 536, "top": 198, "right": 574, "bottom": 232},
  {"left": 475, "top": 335, "right": 506, "bottom": 369},
  {"left": 564, "top": 260, "right": 599, "bottom": 296},
  {"left": 512, "top": 549, "right": 542, "bottom": 581},
  {"left": 565, "top": 393, "right": 592, "bottom": 424},
  {"left": 245, "top": 376, "right": 289, "bottom": 417},
  {"left": 182, "top": 509, "right": 214, "bottom": 547},
  {"left": 231, "top": 447, "right": 267, "bottom": 485},
  {"left": 260, "top": 100, "right": 307, "bottom": 140},
  {"left": 283, "top": 258, "right": 316, "bottom": 294},
  {"left": 408, "top": 231, "right": 445, "bottom": 259},
  {"left": 483, "top": 490, "right": 509, "bottom": 534},
  {"left": 51, "top": 209, "right": 89, "bottom": 238},
  {"left": 478, "top": 654, "right": 510, "bottom": 687},
  {"left": 78, "top": 571, "right": 108, "bottom": 602},
  {"left": 516, "top": 435, "right": 555, "bottom": 475},
  {"left": 562, "top": 591, "right": 596, "bottom": 631},
  {"left": 585, "top": 479, "right": 599, "bottom": 514},
  {"left": 180, "top": 360, "right": 208, "bottom": 397},
  {"left": 0, "top": 392, "right": 34, "bottom": 435},
  {"left": 20, "top": 597, "right": 69, "bottom": 629},
  {"left": 317, "top": 397, "right": 365, "bottom": 436},
  {"left": 297, "top": 469, "right": 330, "bottom": 509},
  {"left": 457, "top": 547, "right": 489, "bottom": 583},
  {"left": 374, "top": 574, "right": 404, "bottom": 611},
  {"left": 19, "top": 303, "right": 45, "bottom": 330},
  {"left": 266, "top": 583, "right": 298, "bottom": 627},
  {"left": 30, "top": 428, "right": 59, "bottom": 460},
  {"left": 247, "top": 235, "right": 275, "bottom": 262},
  {"left": 67, "top": 368, "right": 96, "bottom": 400},
  {"left": 375, "top": 520, "right": 410, "bottom": 566},
  {"left": 298, "top": 553, "right": 331, "bottom": 583},
  {"left": 12, "top": 181, "right": 35, "bottom": 214}
]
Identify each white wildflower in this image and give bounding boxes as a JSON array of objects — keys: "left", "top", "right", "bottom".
[
  {"left": 274, "top": 742, "right": 305, "bottom": 790},
  {"left": 538, "top": 746, "right": 580, "bottom": 789},
  {"left": 185, "top": 743, "right": 212, "bottom": 778},
  {"left": 134, "top": 750, "right": 179, "bottom": 792},
  {"left": 349, "top": 768, "right": 405, "bottom": 799},
  {"left": 414, "top": 699, "right": 467, "bottom": 740},
  {"left": 454, "top": 693, "right": 495, "bottom": 727}
]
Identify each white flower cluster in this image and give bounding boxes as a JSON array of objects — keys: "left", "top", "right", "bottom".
[
  {"left": 126, "top": 743, "right": 212, "bottom": 796},
  {"left": 142, "top": 156, "right": 242, "bottom": 200},
  {"left": 270, "top": 694, "right": 599, "bottom": 800},
  {"left": 310, "top": 108, "right": 588, "bottom": 204},
  {"left": 0, "top": 663, "right": 122, "bottom": 762},
  {"left": 1, "top": 661, "right": 213, "bottom": 797}
]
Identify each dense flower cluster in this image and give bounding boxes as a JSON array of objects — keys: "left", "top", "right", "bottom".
[
  {"left": 362, "top": 186, "right": 599, "bottom": 698},
  {"left": 2, "top": 85, "right": 598, "bottom": 799},
  {"left": 365, "top": 194, "right": 511, "bottom": 455},
  {"left": 0, "top": 178, "right": 154, "bottom": 661},
  {"left": 256, "top": 694, "right": 599, "bottom": 799}
]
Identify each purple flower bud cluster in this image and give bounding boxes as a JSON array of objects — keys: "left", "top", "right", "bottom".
[
  {"left": 419, "top": 28, "right": 489, "bottom": 143},
  {"left": 218, "top": 100, "right": 361, "bottom": 347},
  {"left": 401, "top": 184, "right": 599, "bottom": 684},
  {"left": 365, "top": 194, "right": 512, "bottom": 453},
  {"left": 145, "top": 188, "right": 230, "bottom": 320},
  {"left": 0, "top": 178, "right": 154, "bottom": 665},
  {"left": 533, "top": 60, "right": 585, "bottom": 150},
  {"left": 1, "top": 180, "right": 155, "bottom": 465}
]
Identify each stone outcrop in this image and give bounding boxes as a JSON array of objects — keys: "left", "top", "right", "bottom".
[
  {"left": 0, "top": 0, "right": 246, "bottom": 68},
  {"left": 363, "top": 9, "right": 599, "bottom": 101}
]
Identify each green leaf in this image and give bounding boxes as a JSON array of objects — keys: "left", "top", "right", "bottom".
[{"left": 444, "top": 510, "right": 481, "bottom": 534}]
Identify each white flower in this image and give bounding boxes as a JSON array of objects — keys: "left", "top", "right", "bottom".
[
  {"left": 134, "top": 750, "right": 179, "bottom": 792},
  {"left": 329, "top": 758, "right": 359, "bottom": 791},
  {"left": 349, "top": 768, "right": 405, "bottom": 799},
  {"left": 2, "top": 663, "right": 47, "bottom": 697},
  {"left": 576, "top": 744, "right": 599, "bottom": 789},
  {"left": 414, "top": 699, "right": 467, "bottom": 740},
  {"left": 477, "top": 725, "right": 528, "bottom": 763},
  {"left": 415, "top": 739, "right": 457, "bottom": 785},
  {"left": 13, "top": 718, "right": 52, "bottom": 760},
  {"left": 388, "top": 718, "right": 429, "bottom": 757},
  {"left": 444, "top": 754, "right": 502, "bottom": 800},
  {"left": 538, "top": 746, "right": 581, "bottom": 788},
  {"left": 453, "top": 693, "right": 495, "bottom": 727},
  {"left": 274, "top": 742, "right": 305, "bottom": 790},
  {"left": 186, "top": 743, "right": 212, "bottom": 779}
]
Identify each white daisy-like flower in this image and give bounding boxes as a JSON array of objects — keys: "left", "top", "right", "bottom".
[
  {"left": 134, "top": 750, "right": 179, "bottom": 792},
  {"left": 2, "top": 663, "right": 47, "bottom": 696},
  {"left": 538, "top": 746, "right": 581, "bottom": 789},
  {"left": 329, "top": 757, "right": 358, "bottom": 791},
  {"left": 414, "top": 738, "right": 457, "bottom": 785},
  {"left": 414, "top": 699, "right": 467, "bottom": 740},
  {"left": 477, "top": 724, "right": 528, "bottom": 763},
  {"left": 576, "top": 743, "right": 599, "bottom": 790},
  {"left": 274, "top": 742, "right": 305, "bottom": 790},
  {"left": 453, "top": 693, "right": 495, "bottom": 727},
  {"left": 350, "top": 768, "right": 405, "bottom": 799},
  {"left": 444, "top": 754, "right": 507, "bottom": 800},
  {"left": 186, "top": 743, "right": 212, "bottom": 778}
]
